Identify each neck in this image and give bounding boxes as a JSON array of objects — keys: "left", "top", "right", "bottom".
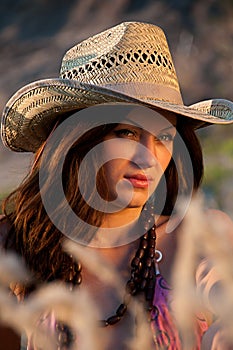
[
  {"left": 89, "top": 207, "right": 143, "bottom": 248},
  {"left": 101, "top": 207, "right": 142, "bottom": 228}
]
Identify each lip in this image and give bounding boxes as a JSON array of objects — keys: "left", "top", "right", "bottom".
[{"left": 124, "top": 173, "right": 154, "bottom": 188}]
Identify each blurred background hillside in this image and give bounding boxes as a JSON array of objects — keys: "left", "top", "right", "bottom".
[{"left": 0, "top": 0, "right": 232, "bottom": 216}]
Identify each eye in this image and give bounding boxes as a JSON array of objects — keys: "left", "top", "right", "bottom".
[
  {"left": 156, "top": 133, "right": 174, "bottom": 142},
  {"left": 114, "top": 129, "right": 137, "bottom": 138}
]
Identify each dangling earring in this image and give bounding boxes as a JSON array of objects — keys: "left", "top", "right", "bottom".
[{"left": 141, "top": 196, "right": 155, "bottom": 232}]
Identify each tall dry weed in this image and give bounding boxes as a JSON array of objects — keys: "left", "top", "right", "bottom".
[
  {"left": 0, "top": 195, "right": 233, "bottom": 348},
  {"left": 172, "top": 194, "right": 233, "bottom": 349}
]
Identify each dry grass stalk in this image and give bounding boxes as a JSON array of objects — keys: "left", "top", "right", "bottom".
[
  {"left": 1, "top": 197, "right": 233, "bottom": 349},
  {"left": 172, "top": 194, "right": 233, "bottom": 348},
  {"left": 0, "top": 251, "right": 30, "bottom": 286},
  {"left": 0, "top": 251, "right": 105, "bottom": 349},
  {"left": 126, "top": 298, "right": 155, "bottom": 350},
  {"left": 171, "top": 198, "right": 201, "bottom": 349}
]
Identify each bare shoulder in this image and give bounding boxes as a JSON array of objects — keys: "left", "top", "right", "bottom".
[
  {"left": 205, "top": 208, "right": 233, "bottom": 237},
  {"left": 205, "top": 208, "right": 233, "bottom": 223},
  {"left": 196, "top": 208, "right": 233, "bottom": 285},
  {"left": 196, "top": 209, "right": 233, "bottom": 320}
]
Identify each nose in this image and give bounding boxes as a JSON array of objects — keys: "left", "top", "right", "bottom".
[{"left": 132, "top": 135, "right": 157, "bottom": 168}]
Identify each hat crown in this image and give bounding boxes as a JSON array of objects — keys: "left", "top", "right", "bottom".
[{"left": 60, "top": 22, "right": 183, "bottom": 104}]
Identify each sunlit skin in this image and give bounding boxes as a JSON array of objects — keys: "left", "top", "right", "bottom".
[
  {"left": 83, "top": 110, "right": 178, "bottom": 344},
  {"left": 100, "top": 109, "right": 177, "bottom": 228}
]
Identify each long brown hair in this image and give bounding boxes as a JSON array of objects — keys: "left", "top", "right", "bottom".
[{"left": 2, "top": 111, "right": 203, "bottom": 293}]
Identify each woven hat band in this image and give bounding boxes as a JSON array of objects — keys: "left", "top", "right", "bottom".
[{"left": 101, "top": 82, "right": 183, "bottom": 105}]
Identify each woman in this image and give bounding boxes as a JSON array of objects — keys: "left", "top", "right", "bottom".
[{"left": 0, "top": 21, "right": 233, "bottom": 349}]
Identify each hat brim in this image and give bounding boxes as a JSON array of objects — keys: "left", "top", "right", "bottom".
[{"left": 2, "top": 78, "right": 233, "bottom": 152}]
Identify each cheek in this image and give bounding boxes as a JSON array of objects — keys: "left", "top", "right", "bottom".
[
  {"left": 156, "top": 146, "right": 173, "bottom": 171},
  {"left": 97, "top": 160, "right": 121, "bottom": 200},
  {"left": 102, "top": 159, "right": 123, "bottom": 182},
  {"left": 101, "top": 140, "right": 134, "bottom": 179},
  {"left": 102, "top": 139, "right": 135, "bottom": 161}
]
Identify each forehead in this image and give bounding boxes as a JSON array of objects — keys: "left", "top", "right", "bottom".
[{"left": 119, "top": 106, "right": 176, "bottom": 131}]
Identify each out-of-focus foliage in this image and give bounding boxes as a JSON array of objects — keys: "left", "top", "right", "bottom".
[{"left": 198, "top": 124, "right": 233, "bottom": 216}]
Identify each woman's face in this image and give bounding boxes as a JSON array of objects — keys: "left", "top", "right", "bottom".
[{"left": 100, "top": 108, "right": 177, "bottom": 210}]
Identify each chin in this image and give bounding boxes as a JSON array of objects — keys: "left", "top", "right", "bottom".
[
  {"left": 127, "top": 201, "right": 147, "bottom": 209},
  {"left": 106, "top": 189, "right": 151, "bottom": 211},
  {"left": 125, "top": 196, "right": 149, "bottom": 209}
]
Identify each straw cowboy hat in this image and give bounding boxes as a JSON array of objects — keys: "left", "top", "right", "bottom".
[{"left": 1, "top": 21, "right": 233, "bottom": 152}]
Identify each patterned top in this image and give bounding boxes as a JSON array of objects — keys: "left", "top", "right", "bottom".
[{"left": 151, "top": 274, "right": 208, "bottom": 349}]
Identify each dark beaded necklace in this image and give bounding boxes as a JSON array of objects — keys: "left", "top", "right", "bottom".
[
  {"left": 56, "top": 206, "right": 157, "bottom": 348},
  {"left": 99, "top": 224, "right": 156, "bottom": 327}
]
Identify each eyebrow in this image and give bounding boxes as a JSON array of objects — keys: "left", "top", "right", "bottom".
[
  {"left": 115, "top": 121, "right": 177, "bottom": 135},
  {"left": 118, "top": 120, "right": 176, "bottom": 128}
]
